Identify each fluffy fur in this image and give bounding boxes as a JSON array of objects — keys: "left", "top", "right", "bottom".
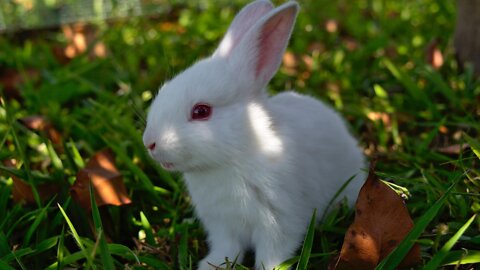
[{"left": 143, "top": 1, "right": 366, "bottom": 269}]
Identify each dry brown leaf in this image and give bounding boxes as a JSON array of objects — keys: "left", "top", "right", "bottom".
[
  {"left": 436, "top": 144, "right": 469, "bottom": 155},
  {"left": 0, "top": 69, "right": 40, "bottom": 99},
  {"left": 332, "top": 162, "right": 421, "bottom": 270},
  {"left": 343, "top": 37, "right": 359, "bottom": 51},
  {"left": 71, "top": 149, "right": 132, "bottom": 211},
  {"left": 20, "top": 115, "right": 62, "bottom": 146},
  {"left": 3, "top": 159, "right": 59, "bottom": 204}
]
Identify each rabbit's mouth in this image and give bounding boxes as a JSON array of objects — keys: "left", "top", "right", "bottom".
[{"left": 160, "top": 162, "right": 175, "bottom": 170}]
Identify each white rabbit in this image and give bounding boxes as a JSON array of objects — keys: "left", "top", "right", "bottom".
[{"left": 143, "top": 0, "right": 366, "bottom": 269}]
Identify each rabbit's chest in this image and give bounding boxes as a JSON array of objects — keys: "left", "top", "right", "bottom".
[{"left": 184, "top": 171, "right": 277, "bottom": 229}]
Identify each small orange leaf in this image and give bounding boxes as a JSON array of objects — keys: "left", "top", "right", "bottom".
[
  {"left": 325, "top": 19, "right": 338, "bottom": 33},
  {"left": 332, "top": 162, "right": 421, "bottom": 270},
  {"left": 71, "top": 149, "right": 132, "bottom": 211},
  {"left": 282, "top": 51, "right": 298, "bottom": 75},
  {"left": 426, "top": 40, "right": 444, "bottom": 70}
]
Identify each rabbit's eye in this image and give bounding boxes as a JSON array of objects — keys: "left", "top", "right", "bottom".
[{"left": 191, "top": 103, "right": 212, "bottom": 121}]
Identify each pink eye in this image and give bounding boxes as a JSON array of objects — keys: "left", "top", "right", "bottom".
[{"left": 191, "top": 103, "right": 212, "bottom": 121}]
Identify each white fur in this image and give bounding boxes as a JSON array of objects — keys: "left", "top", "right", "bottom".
[{"left": 143, "top": 1, "right": 366, "bottom": 269}]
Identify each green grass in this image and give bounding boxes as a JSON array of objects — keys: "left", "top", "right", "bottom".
[{"left": 0, "top": 0, "right": 479, "bottom": 269}]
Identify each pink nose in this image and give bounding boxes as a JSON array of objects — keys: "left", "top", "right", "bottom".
[{"left": 147, "top": 143, "right": 156, "bottom": 151}]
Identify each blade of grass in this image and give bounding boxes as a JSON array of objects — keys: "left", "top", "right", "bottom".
[
  {"left": 375, "top": 171, "right": 464, "bottom": 270},
  {"left": 46, "top": 251, "right": 86, "bottom": 270},
  {"left": 57, "top": 226, "right": 65, "bottom": 270},
  {"left": 68, "top": 139, "right": 85, "bottom": 168},
  {"left": 383, "top": 59, "right": 429, "bottom": 106},
  {"left": 464, "top": 133, "right": 480, "bottom": 159},
  {"left": 106, "top": 244, "right": 140, "bottom": 264},
  {"left": 320, "top": 174, "right": 357, "bottom": 223},
  {"left": 0, "top": 185, "right": 10, "bottom": 227},
  {"left": 1, "top": 248, "right": 34, "bottom": 262},
  {"left": 442, "top": 250, "right": 480, "bottom": 265},
  {"left": 0, "top": 259, "right": 15, "bottom": 270},
  {"left": 57, "top": 203, "right": 95, "bottom": 269},
  {"left": 24, "top": 196, "right": 55, "bottom": 246},
  {"left": 420, "top": 66, "right": 460, "bottom": 107},
  {"left": 178, "top": 224, "right": 189, "bottom": 270},
  {"left": 0, "top": 232, "right": 10, "bottom": 257},
  {"left": 6, "top": 105, "right": 41, "bottom": 207},
  {"left": 32, "top": 236, "right": 58, "bottom": 255},
  {"left": 277, "top": 253, "right": 333, "bottom": 270},
  {"left": 423, "top": 214, "right": 477, "bottom": 270},
  {"left": 89, "top": 184, "right": 115, "bottom": 270},
  {"left": 295, "top": 209, "right": 317, "bottom": 270},
  {"left": 140, "top": 211, "right": 155, "bottom": 245},
  {"left": 107, "top": 243, "right": 170, "bottom": 269}
]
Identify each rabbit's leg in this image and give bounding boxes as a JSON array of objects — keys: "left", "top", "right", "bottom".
[
  {"left": 253, "top": 227, "right": 301, "bottom": 270},
  {"left": 198, "top": 227, "right": 244, "bottom": 270}
]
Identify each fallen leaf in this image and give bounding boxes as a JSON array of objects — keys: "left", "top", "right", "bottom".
[
  {"left": 436, "top": 144, "right": 469, "bottom": 155},
  {"left": 61, "top": 23, "right": 107, "bottom": 59},
  {"left": 332, "top": 162, "right": 421, "bottom": 270},
  {"left": 367, "top": 112, "right": 391, "bottom": 127},
  {"left": 307, "top": 42, "right": 325, "bottom": 54},
  {"left": 343, "top": 37, "right": 359, "bottom": 51},
  {"left": 159, "top": 22, "right": 186, "bottom": 34},
  {"left": 0, "top": 69, "right": 40, "bottom": 99},
  {"left": 3, "top": 159, "right": 59, "bottom": 204},
  {"left": 325, "top": 19, "right": 338, "bottom": 33},
  {"left": 20, "top": 115, "right": 62, "bottom": 146},
  {"left": 426, "top": 40, "right": 444, "bottom": 70},
  {"left": 71, "top": 149, "right": 132, "bottom": 211},
  {"left": 282, "top": 51, "right": 298, "bottom": 75},
  {"left": 301, "top": 54, "right": 314, "bottom": 70}
]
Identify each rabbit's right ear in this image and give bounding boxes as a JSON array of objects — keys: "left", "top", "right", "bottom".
[{"left": 213, "top": 0, "right": 274, "bottom": 57}]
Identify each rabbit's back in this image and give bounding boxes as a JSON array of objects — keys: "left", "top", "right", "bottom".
[{"left": 267, "top": 91, "right": 366, "bottom": 214}]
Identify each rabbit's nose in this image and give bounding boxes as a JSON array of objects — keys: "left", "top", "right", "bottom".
[{"left": 147, "top": 142, "right": 156, "bottom": 151}]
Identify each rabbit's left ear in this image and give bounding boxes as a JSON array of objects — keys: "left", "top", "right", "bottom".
[
  {"left": 213, "top": 0, "right": 274, "bottom": 58},
  {"left": 222, "top": 2, "right": 299, "bottom": 91}
]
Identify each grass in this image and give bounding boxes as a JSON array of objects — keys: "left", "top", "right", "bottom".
[{"left": 0, "top": 0, "right": 479, "bottom": 269}]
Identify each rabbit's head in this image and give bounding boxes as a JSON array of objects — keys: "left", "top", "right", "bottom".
[{"left": 143, "top": 0, "right": 299, "bottom": 172}]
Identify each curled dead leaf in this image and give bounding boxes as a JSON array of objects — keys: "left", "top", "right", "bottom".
[
  {"left": 332, "top": 162, "right": 421, "bottom": 270},
  {"left": 71, "top": 149, "right": 132, "bottom": 211}
]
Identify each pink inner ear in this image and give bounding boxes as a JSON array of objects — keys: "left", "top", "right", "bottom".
[{"left": 255, "top": 8, "right": 295, "bottom": 82}]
